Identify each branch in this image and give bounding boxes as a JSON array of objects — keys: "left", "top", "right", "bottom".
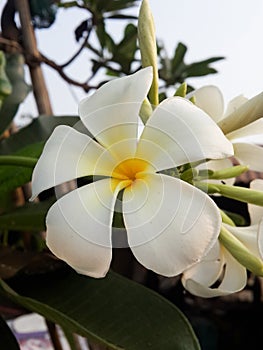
[
  {"left": 0, "top": 36, "right": 22, "bottom": 52},
  {"left": 60, "top": 19, "right": 92, "bottom": 68},
  {"left": 15, "top": 0, "right": 53, "bottom": 115},
  {"left": 39, "top": 52, "right": 97, "bottom": 92}
]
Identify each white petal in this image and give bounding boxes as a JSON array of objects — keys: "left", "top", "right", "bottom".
[
  {"left": 122, "top": 173, "right": 221, "bottom": 276},
  {"left": 224, "top": 95, "right": 248, "bottom": 116},
  {"left": 257, "top": 218, "right": 263, "bottom": 259},
  {"left": 182, "top": 248, "right": 247, "bottom": 297},
  {"left": 46, "top": 178, "right": 121, "bottom": 278},
  {"left": 31, "top": 125, "right": 117, "bottom": 200},
  {"left": 227, "top": 118, "right": 263, "bottom": 144},
  {"left": 188, "top": 85, "right": 224, "bottom": 122},
  {"left": 225, "top": 223, "right": 260, "bottom": 258},
  {"left": 136, "top": 97, "right": 233, "bottom": 171},
  {"left": 218, "top": 91, "right": 263, "bottom": 134},
  {"left": 233, "top": 143, "right": 263, "bottom": 172},
  {"left": 78, "top": 67, "right": 153, "bottom": 160},
  {"left": 182, "top": 241, "right": 224, "bottom": 286},
  {"left": 249, "top": 179, "right": 263, "bottom": 224}
]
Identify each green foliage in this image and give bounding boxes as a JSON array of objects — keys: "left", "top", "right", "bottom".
[
  {"left": 0, "top": 270, "right": 200, "bottom": 350},
  {"left": 0, "top": 143, "right": 42, "bottom": 195},
  {"left": 0, "top": 115, "right": 82, "bottom": 155},
  {"left": 159, "top": 41, "right": 224, "bottom": 90},
  {"left": 107, "top": 23, "right": 138, "bottom": 74},
  {"left": 56, "top": 1, "right": 223, "bottom": 93},
  {"left": 0, "top": 51, "right": 12, "bottom": 107},
  {"left": 0, "top": 53, "right": 31, "bottom": 137},
  {"left": 0, "top": 116, "right": 83, "bottom": 195},
  {"left": 58, "top": 0, "right": 139, "bottom": 13},
  {"left": 29, "top": 0, "right": 58, "bottom": 28},
  {"left": 0, "top": 197, "right": 54, "bottom": 232}
]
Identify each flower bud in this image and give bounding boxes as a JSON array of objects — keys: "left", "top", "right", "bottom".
[{"left": 138, "top": 0, "right": 159, "bottom": 106}]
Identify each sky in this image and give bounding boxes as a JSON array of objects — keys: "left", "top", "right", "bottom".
[{"left": 1, "top": 0, "right": 263, "bottom": 120}]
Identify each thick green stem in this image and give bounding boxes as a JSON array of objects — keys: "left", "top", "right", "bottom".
[
  {"left": 219, "top": 225, "right": 263, "bottom": 276},
  {"left": 196, "top": 182, "right": 263, "bottom": 206}
]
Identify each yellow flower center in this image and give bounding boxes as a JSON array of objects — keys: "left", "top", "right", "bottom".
[{"left": 112, "top": 158, "right": 152, "bottom": 182}]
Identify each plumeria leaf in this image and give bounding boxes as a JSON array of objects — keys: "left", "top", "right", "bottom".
[
  {"left": 159, "top": 42, "right": 224, "bottom": 87},
  {"left": 0, "top": 115, "right": 83, "bottom": 155},
  {"left": 0, "top": 53, "right": 31, "bottom": 136},
  {"left": 185, "top": 57, "right": 224, "bottom": 78},
  {"left": 0, "top": 270, "right": 200, "bottom": 350},
  {"left": 0, "top": 315, "right": 20, "bottom": 350},
  {"left": 0, "top": 51, "right": 12, "bottom": 104},
  {"left": 113, "top": 24, "right": 138, "bottom": 73},
  {"left": 0, "top": 198, "right": 54, "bottom": 232},
  {"left": 171, "top": 42, "right": 187, "bottom": 72},
  {"left": 29, "top": 0, "right": 58, "bottom": 29},
  {"left": 107, "top": 14, "right": 138, "bottom": 20},
  {"left": 95, "top": 0, "right": 138, "bottom": 12},
  {"left": 0, "top": 142, "right": 43, "bottom": 194}
]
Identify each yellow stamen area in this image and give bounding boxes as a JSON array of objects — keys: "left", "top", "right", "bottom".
[{"left": 112, "top": 158, "right": 152, "bottom": 182}]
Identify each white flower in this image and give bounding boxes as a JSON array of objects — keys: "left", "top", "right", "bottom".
[
  {"left": 31, "top": 67, "right": 233, "bottom": 278},
  {"left": 182, "top": 179, "right": 263, "bottom": 297},
  {"left": 190, "top": 86, "right": 263, "bottom": 172}
]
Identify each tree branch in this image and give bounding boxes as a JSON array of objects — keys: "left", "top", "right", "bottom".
[{"left": 15, "top": 0, "right": 53, "bottom": 115}]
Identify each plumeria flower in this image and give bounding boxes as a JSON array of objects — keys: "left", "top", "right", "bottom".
[
  {"left": 31, "top": 67, "right": 233, "bottom": 278},
  {"left": 189, "top": 86, "right": 263, "bottom": 172},
  {"left": 182, "top": 179, "right": 263, "bottom": 297}
]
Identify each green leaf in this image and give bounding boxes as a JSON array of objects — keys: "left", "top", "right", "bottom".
[
  {"left": 0, "top": 115, "right": 82, "bottom": 155},
  {"left": 107, "top": 14, "right": 137, "bottom": 20},
  {"left": 171, "top": 42, "right": 187, "bottom": 72},
  {"left": 96, "top": 20, "right": 107, "bottom": 49},
  {"left": 0, "top": 315, "right": 20, "bottom": 350},
  {"left": 185, "top": 57, "right": 224, "bottom": 78},
  {"left": 0, "top": 270, "right": 200, "bottom": 350},
  {"left": 0, "top": 198, "right": 54, "bottom": 231},
  {"left": 113, "top": 24, "right": 138, "bottom": 73},
  {"left": 95, "top": 0, "right": 138, "bottom": 13},
  {"left": 185, "top": 65, "right": 217, "bottom": 78},
  {"left": 0, "top": 51, "right": 12, "bottom": 102},
  {"left": 57, "top": 1, "right": 78, "bottom": 9},
  {"left": 0, "top": 53, "right": 31, "bottom": 136},
  {"left": 0, "top": 142, "right": 43, "bottom": 195},
  {"left": 0, "top": 116, "right": 84, "bottom": 195},
  {"left": 29, "top": 0, "right": 58, "bottom": 29}
]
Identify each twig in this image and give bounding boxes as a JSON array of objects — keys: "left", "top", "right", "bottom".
[
  {"left": 60, "top": 19, "right": 92, "bottom": 68},
  {"left": 39, "top": 53, "right": 97, "bottom": 92}
]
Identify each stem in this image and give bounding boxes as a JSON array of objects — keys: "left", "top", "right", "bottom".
[
  {"left": 0, "top": 155, "right": 37, "bottom": 168},
  {"left": 219, "top": 225, "right": 263, "bottom": 276},
  {"left": 196, "top": 182, "right": 263, "bottom": 206}
]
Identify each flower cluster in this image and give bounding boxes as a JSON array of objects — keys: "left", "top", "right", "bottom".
[
  {"left": 31, "top": 66, "right": 263, "bottom": 297},
  {"left": 30, "top": 0, "right": 263, "bottom": 298}
]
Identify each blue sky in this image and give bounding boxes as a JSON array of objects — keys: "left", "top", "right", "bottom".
[{"left": 1, "top": 0, "right": 263, "bottom": 119}]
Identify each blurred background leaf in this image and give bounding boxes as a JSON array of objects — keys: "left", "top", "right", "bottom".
[{"left": 0, "top": 53, "right": 31, "bottom": 137}]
